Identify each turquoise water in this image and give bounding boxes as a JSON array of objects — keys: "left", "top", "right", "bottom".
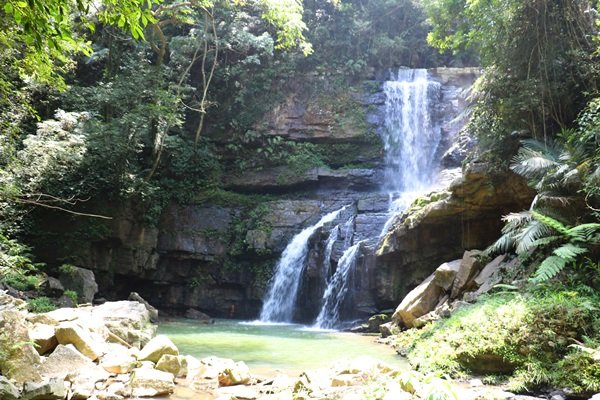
[{"left": 158, "top": 319, "right": 407, "bottom": 376}]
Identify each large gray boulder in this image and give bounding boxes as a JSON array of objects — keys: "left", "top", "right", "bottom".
[
  {"left": 392, "top": 274, "right": 443, "bottom": 328},
  {"left": 21, "top": 378, "right": 67, "bottom": 400},
  {"left": 55, "top": 322, "right": 104, "bottom": 361},
  {"left": 91, "top": 301, "right": 156, "bottom": 348},
  {"left": 138, "top": 335, "right": 178, "bottom": 363},
  {"left": 0, "top": 310, "right": 42, "bottom": 384},
  {"left": 433, "top": 259, "right": 461, "bottom": 291},
  {"left": 29, "top": 323, "right": 58, "bottom": 355},
  {"left": 129, "top": 368, "right": 175, "bottom": 397},
  {"left": 59, "top": 266, "right": 98, "bottom": 304},
  {"left": 450, "top": 250, "right": 483, "bottom": 299}
]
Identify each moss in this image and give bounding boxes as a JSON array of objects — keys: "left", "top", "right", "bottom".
[{"left": 395, "top": 289, "right": 600, "bottom": 393}]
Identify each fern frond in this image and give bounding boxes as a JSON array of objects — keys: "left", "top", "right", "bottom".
[
  {"left": 529, "top": 235, "right": 562, "bottom": 248},
  {"left": 552, "top": 243, "right": 588, "bottom": 260},
  {"left": 531, "top": 256, "right": 568, "bottom": 283},
  {"left": 566, "top": 223, "right": 600, "bottom": 242},
  {"left": 531, "top": 211, "right": 569, "bottom": 236}
]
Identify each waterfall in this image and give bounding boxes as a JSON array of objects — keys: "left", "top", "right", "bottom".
[
  {"left": 313, "top": 243, "right": 361, "bottom": 329},
  {"left": 380, "top": 69, "right": 442, "bottom": 233},
  {"left": 322, "top": 225, "right": 340, "bottom": 275},
  {"left": 259, "top": 206, "right": 347, "bottom": 322}
]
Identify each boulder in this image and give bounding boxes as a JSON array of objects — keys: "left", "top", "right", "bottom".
[
  {"left": 100, "top": 348, "right": 137, "bottom": 374},
  {"left": 433, "top": 259, "right": 461, "bottom": 291},
  {"left": 21, "top": 378, "right": 67, "bottom": 400},
  {"left": 55, "top": 322, "right": 104, "bottom": 360},
  {"left": 218, "top": 361, "right": 251, "bottom": 386},
  {"left": 474, "top": 255, "right": 506, "bottom": 287},
  {"left": 91, "top": 301, "right": 155, "bottom": 347},
  {"left": 184, "top": 308, "right": 213, "bottom": 322},
  {"left": 450, "top": 250, "right": 483, "bottom": 299},
  {"left": 0, "top": 310, "right": 42, "bottom": 384},
  {"left": 128, "top": 292, "right": 159, "bottom": 323},
  {"left": 155, "top": 354, "right": 182, "bottom": 376},
  {"left": 180, "top": 355, "right": 202, "bottom": 379},
  {"left": 379, "top": 321, "right": 399, "bottom": 338},
  {"left": 44, "top": 277, "right": 64, "bottom": 297},
  {"left": 392, "top": 274, "right": 443, "bottom": 328},
  {"left": 29, "top": 323, "right": 58, "bottom": 355},
  {"left": 0, "top": 375, "right": 20, "bottom": 400},
  {"left": 129, "top": 368, "right": 175, "bottom": 397},
  {"left": 40, "top": 344, "right": 108, "bottom": 382},
  {"left": 367, "top": 314, "right": 390, "bottom": 332},
  {"left": 0, "top": 290, "right": 27, "bottom": 312},
  {"left": 138, "top": 335, "right": 178, "bottom": 363},
  {"left": 59, "top": 266, "right": 98, "bottom": 304}
]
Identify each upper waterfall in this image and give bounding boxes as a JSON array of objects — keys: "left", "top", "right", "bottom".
[{"left": 382, "top": 69, "right": 442, "bottom": 197}]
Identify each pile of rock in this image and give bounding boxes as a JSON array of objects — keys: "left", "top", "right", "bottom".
[
  {"left": 381, "top": 250, "right": 511, "bottom": 334},
  {"left": 0, "top": 293, "right": 251, "bottom": 399}
]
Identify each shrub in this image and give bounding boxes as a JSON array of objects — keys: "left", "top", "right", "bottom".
[{"left": 27, "top": 297, "right": 56, "bottom": 313}]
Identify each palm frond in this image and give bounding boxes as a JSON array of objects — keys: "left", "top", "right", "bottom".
[
  {"left": 510, "top": 140, "right": 559, "bottom": 180},
  {"left": 511, "top": 154, "right": 557, "bottom": 179},
  {"left": 515, "top": 220, "right": 553, "bottom": 254},
  {"left": 501, "top": 211, "right": 532, "bottom": 233},
  {"left": 531, "top": 193, "right": 573, "bottom": 208},
  {"left": 489, "top": 232, "right": 517, "bottom": 254}
]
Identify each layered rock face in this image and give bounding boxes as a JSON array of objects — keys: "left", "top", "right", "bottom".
[
  {"left": 32, "top": 68, "right": 531, "bottom": 322},
  {"left": 375, "top": 163, "right": 534, "bottom": 309}
]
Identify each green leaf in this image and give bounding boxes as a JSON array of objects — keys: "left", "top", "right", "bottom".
[{"left": 3, "top": 2, "right": 13, "bottom": 13}]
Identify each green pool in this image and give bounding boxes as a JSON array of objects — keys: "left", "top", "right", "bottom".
[{"left": 158, "top": 319, "right": 407, "bottom": 376}]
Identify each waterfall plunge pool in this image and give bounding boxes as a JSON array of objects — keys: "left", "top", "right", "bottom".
[{"left": 158, "top": 319, "right": 408, "bottom": 376}]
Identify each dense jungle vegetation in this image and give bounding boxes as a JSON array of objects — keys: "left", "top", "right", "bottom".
[{"left": 0, "top": 0, "right": 599, "bottom": 396}]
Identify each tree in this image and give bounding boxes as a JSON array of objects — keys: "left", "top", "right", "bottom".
[{"left": 424, "top": 0, "right": 599, "bottom": 146}]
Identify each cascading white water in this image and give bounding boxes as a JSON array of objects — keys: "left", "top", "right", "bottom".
[
  {"left": 313, "top": 243, "right": 361, "bottom": 329},
  {"left": 380, "top": 69, "right": 442, "bottom": 233},
  {"left": 259, "top": 206, "right": 347, "bottom": 322},
  {"left": 383, "top": 69, "right": 441, "bottom": 194},
  {"left": 260, "top": 69, "right": 445, "bottom": 327},
  {"left": 322, "top": 225, "right": 340, "bottom": 275}
]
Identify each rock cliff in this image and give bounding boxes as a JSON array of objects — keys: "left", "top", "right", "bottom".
[{"left": 29, "top": 68, "right": 528, "bottom": 322}]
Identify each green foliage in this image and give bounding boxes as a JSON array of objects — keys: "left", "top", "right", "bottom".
[
  {"left": 58, "top": 264, "right": 76, "bottom": 275},
  {"left": 490, "top": 112, "right": 600, "bottom": 283},
  {"left": 27, "top": 296, "right": 57, "bottom": 313},
  {"left": 396, "top": 290, "right": 600, "bottom": 393},
  {"left": 0, "top": 232, "right": 45, "bottom": 291},
  {"left": 555, "top": 341, "right": 600, "bottom": 393},
  {"left": 426, "top": 0, "right": 599, "bottom": 153},
  {"left": 63, "top": 289, "right": 78, "bottom": 305}
]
